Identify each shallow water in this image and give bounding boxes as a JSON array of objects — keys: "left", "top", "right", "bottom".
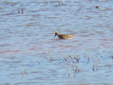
[{"left": 0, "top": 0, "right": 113, "bottom": 85}]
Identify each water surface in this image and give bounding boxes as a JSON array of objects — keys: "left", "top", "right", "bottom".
[{"left": 0, "top": 0, "right": 113, "bottom": 85}]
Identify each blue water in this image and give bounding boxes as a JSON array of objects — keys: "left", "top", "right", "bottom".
[{"left": 0, "top": 0, "right": 113, "bottom": 85}]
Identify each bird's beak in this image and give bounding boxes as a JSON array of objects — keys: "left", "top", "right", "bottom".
[{"left": 54, "top": 34, "right": 56, "bottom": 38}]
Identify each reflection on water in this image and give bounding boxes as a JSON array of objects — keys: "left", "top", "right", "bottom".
[{"left": 0, "top": 0, "right": 113, "bottom": 85}]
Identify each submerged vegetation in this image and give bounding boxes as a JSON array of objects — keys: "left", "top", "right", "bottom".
[
  {"left": 19, "top": 52, "right": 112, "bottom": 85},
  {"left": 1, "top": 0, "right": 113, "bottom": 84}
]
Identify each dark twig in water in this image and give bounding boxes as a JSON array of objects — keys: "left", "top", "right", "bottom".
[
  {"left": 84, "top": 53, "right": 90, "bottom": 62},
  {"left": 18, "top": 8, "right": 24, "bottom": 14},
  {"left": 67, "top": 58, "right": 75, "bottom": 84},
  {"left": 48, "top": 51, "right": 53, "bottom": 61},
  {"left": 67, "top": 52, "right": 79, "bottom": 63},
  {"left": 24, "top": 70, "right": 28, "bottom": 76},
  {"left": 67, "top": 52, "right": 72, "bottom": 57},
  {"left": 67, "top": 67, "right": 75, "bottom": 84},
  {"left": 61, "top": 0, "right": 64, "bottom": 4},
  {"left": 61, "top": 54, "right": 67, "bottom": 61},
  {"left": 21, "top": 8, "right": 24, "bottom": 14},
  {"left": 19, "top": 64, "right": 28, "bottom": 77},
  {"left": 73, "top": 55, "right": 79, "bottom": 63},
  {"left": 18, "top": 10, "right": 20, "bottom": 14},
  {"left": 92, "top": 58, "right": 101, "bottom": 71},
  {"left": 76, "top": 6, "right": 83, "bottom": 12},
  {"left": 92, "top": 64, "right": 95, "bottom": 71},
  {"left": 38, "top": 53, "right": 50, "bottom": 60},
  {"left": 79, "top": 70, "right": 89, "bottom": 85},
  {"left": 19, "top": 64, "right": 24, "bottom": 77},
  {"left": 71, "top": 65, "right": 80, "bottom": 77}
]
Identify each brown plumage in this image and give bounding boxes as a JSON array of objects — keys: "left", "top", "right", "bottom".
[{"left": 54, "top": 32, "right": 75, "bottom": 39}]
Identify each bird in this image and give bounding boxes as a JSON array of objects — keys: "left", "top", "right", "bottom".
[{"left": 54, "top": 32, "right": 75, "bottom": 39}]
